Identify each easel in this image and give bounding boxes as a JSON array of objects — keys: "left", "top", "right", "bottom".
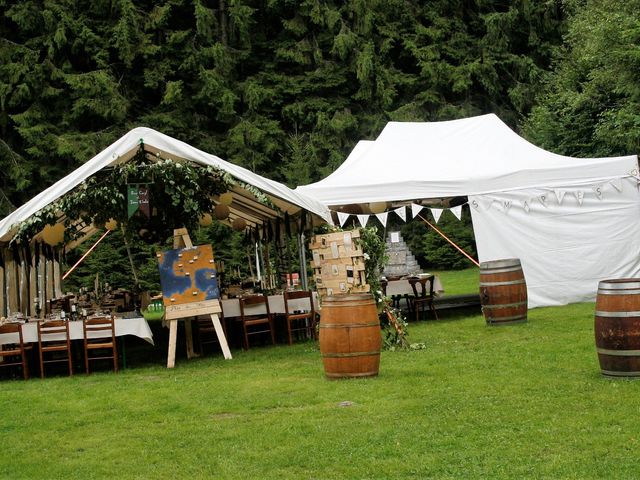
[{"left": 164, "top": 228, "right": 232, "bottom": 368}]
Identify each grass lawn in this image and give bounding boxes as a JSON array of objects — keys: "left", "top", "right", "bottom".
[{"left": 2, "top": 300, "right": 640, "bottom": 479}]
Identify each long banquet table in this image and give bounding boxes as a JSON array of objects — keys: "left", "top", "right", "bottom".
[
  {"left": 219, "top": 292, "right": 320, "bottom": 318},
  {"left": 0, "top": 317, "right": 154, "bottom": 346}
]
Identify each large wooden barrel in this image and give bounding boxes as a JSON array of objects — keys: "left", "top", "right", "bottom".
[
  {"left": 319, "top": 293, "right": 381, "bottom": 378},
  {"left": 595, "top": 279, "right": 640, "bottom": 378},
  {"left": 479, "top": 258, "right": 528, "bottom": 325}
]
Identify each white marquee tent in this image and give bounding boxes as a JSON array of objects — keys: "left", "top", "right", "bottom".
[{"left": 297, "top": 114, "right": 640, "bottom": 308}]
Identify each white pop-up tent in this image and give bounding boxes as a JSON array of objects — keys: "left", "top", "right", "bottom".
[
  {"left": 0, "top": 127, "right": 332, "bottom": 243},
  {"left": 297, "top": 114, "right": 640, "bottom": 308},
  {"left": 0, "top": 127, "right": 331, "bottom": 317}
]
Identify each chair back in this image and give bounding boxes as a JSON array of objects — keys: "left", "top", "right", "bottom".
[
  {"left": 409, "top": 276, "right": 435, "bottom": 298},
  {"left": 0, "top": 323, "right": 29, "bottom": 379},
  {"left": 83, "top": 316, "right": 116, "bottom": 343},
  {"left": 239, "top": 295, "right": 270, "bottom": 317},
  {"left": 38, "top": 320, "right": 71, "bottom": 344},
  {"left": 283, "top": 290, "right": 314, "bottom": 315},
  {"left": 0, "top": 322, "right": 24, "bottom": 346}
]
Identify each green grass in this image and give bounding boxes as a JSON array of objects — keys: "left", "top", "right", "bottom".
[
  {"left": 2, "top": 303, "right": 640, "bottom": 479},
  {"left": 432, "top": 267, "right": 479, "bottom": 295}
]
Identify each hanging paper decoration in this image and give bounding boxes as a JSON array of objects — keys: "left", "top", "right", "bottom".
[
  {"left": 394, "top": 206, "right": 407, "bottom": 222},
  {"left": 375, "top": 212, "right": 388, "bottom": 227},
  {"left": 501, "top": 200, "right": 512, "bottom": 213},
  {"left": 592, "top": 184, "right": 603, "bottom": 199},
  {"left": 610, "top": 178, "right": 623, "bottom": 192},
  {"left": 369, "top": 202, "right": 387, "bottom": 214},
  {"left": 450, "top": 205, "right": 463, "bottom": 220},
  {"left": 574, "top": 190, "right": 584, "bottom": 205},
  {"left": 431, "top": 208, "right": 443, "bottom": 223},
  {"left": 411, "top": 203, "right": 424, "bottom": 218},
  {"left": 554, "top": 189, "right": 566, "bottom": 205},
  {"left": 337, "top": 211, "right": 350, "bottom": 227},
  {"left": 255, "top": 242, "right": 262, "bottom": 281},
  {"left": 538, "top": 194, "right": 548, "bottom": 207},
  {"left": 357, "top": 214, "right": 370, "bottom": 228}
]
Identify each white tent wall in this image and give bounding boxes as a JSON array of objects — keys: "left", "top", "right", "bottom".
[{"left": 471, "top": 178, "right": 640, "bottom": 307}]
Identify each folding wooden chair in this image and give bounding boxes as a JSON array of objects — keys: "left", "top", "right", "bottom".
[
  {"left": 283, "top": 290, "right": 317, "bottom": 345},
  {"left": 239, "top": 295, "right": 275, "bottom": 350},
  {"left": 38, "top": 320, "right": 73, "bottom": 378},
  {"left": 0, "top": 323, "right": 30, "bottom": 379},
  {"left": 83, "top": 316, "right": 118, "bottom": 374}
]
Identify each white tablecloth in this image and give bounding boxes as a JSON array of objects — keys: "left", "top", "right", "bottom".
[
  {"left": 221, "top": 293, "right": 319, "bottom": 318},
  {"left": 385, "top": 276, "right": 444, "bottom": 296},
  {"left": 0, "top": 317, "right": 154, "bottom": 346}
]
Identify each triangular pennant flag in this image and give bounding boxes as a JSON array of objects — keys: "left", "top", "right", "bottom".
[
  {"left": 356, "top": 214, "right": 370, "bottom": 228},
  {"left": 337, "top": 211, "right": 350, "bottom": 227},
  {"left": 574, "top": 190, "right": 584, "bottom": 205},
  {"left": 554, "top": 189, "right": 566, "bottom": 205},
  {"left": 610, "top": 178, "right": 623, "bottom": 192},
  {"left": 375, "top": 212, "right": 388, "bottom": 227},
  {"left": 592, "top": 184, "right": 603, "bottom": 200},
  {"left": 394, "top": 206, "right": 407, "bottom": 222},
  {"left": 431, "top": 208, "right": 443, "bottom": 223},
  {"left": 501, "top": 200, "right": 512, "bottom": 213},
  {"left": 538, "top": 193, "right": 548, "bottom": 207},
  {"left": 450, "top": 205, "right": 463, "bottom": 220},
  {"left": 411, "top": 203, "right": 424, "bottom": 218}
]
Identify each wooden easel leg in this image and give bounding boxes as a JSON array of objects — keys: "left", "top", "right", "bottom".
[
  {"left": 167, "top": 319, "right": 178, "bottom": 368},
  {"left": 211, "top": 314, "right": 232, "bottom": 360},
  {"left": 185, "top": 318, "right": 197, "bottom": 359}
]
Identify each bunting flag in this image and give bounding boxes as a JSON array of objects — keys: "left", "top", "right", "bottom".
[
  {"left": 538, "top": 193, "right": 548, "bottom": 207},
  {"left": 592, "top": 184, "right": 603, "bottom": 199},
  {"left": 450, "top": 205, "right": 463, "bottom": 220},
  {"left": 610, "top": 178, "right": 623, "bottom": 192},
  {"left": 394, "top": 206, "right": 407, "bottom": 222},
  {"left": 337, "top": 211, "right": 350, "bottom": 227},
  {"left": 375, "top": 212, "right": 388, "bottom": 227},
  {"left": 411, "top": 203, "right": 424, "bottom": 218},
  {"left": 501, "top": 200, "right": 512, "bottom": 213},
  {"left": 431, "top": 208, "right": 443, "bottom": 223},
  {"left": 554, "top": 189, "right": 566, "bottom": 205},
  {"left": 574, "top": 190, "right": 584, "bottom": 205},
  {"left": 357, "top": 214, "right": 369, "bottom": 228}
]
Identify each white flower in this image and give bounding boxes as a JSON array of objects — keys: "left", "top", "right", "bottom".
[{"left": 363, "top": 253, "right": 370, "bottom": 260}]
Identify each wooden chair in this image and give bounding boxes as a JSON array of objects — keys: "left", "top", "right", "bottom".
[
  {"left": 83, "top": 316, "right": 118, "bottom": 374},
  {"left": 0, "top": 323, "right": 30, "bottom": 379},
  {"left": 283, "top": 290, "right": 317, "bottom": 345},
  {"left": 196, "top": 312, "right": 227, "bottom": 355},
  {"left": 38, "top": 320, "right": 73, "bottom": 378},
  {"left": 408, "top": 275, "right": 439, "bottom": 322},
  {"left": 239, "top": 295, "right": 275, "bottom": 350}
]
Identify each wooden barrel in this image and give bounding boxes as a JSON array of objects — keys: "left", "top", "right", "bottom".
[
  {"left": 479, "top": 258, "right": 527, "bottom": 325},
  {"left": 319, "top": 293, "right": 381, "bottom": 378},
  {"left": 595, "top": 279, "right": 640, "bottom": 378}
]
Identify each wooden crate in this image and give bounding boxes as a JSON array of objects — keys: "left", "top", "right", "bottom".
[{"left": 309, "top": 229, "right": 369, "bottom": 297}]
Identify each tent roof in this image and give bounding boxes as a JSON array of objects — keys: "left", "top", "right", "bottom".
[
  {"left": 0, "top": 127, "right": 332, "bottom": 243},
  {"left": 297, "top": 114, "right": 638, "bottom": 205}
]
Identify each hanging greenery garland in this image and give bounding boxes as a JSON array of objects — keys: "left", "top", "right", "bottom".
[{"left": 11, "top": 150, "right": 276, "bottom": 245}]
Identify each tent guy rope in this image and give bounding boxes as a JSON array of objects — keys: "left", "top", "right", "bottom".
[{"left": 416, "top": 213, "right": 479, "bottom": 267}]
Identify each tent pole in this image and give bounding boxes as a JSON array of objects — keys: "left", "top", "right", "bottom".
[
  {"left": 298, "top": 232, "right": 308, "bottom": 290},
  {"left": 62, "top": 229, "right": 111, "bottom": 281},
  {"left": 417, "top": 213, "right": 480, "bottom": 267}
]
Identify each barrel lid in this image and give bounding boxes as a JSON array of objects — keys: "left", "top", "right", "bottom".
[
  {"left": 479, "top": 258, "right": 521, "bottom": 269},
  {"left": 322, "top": 293, "right": 374, "bottom": 303},
  {"left": 598, "top": 278, "right": 640, "bottom": 290}
]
